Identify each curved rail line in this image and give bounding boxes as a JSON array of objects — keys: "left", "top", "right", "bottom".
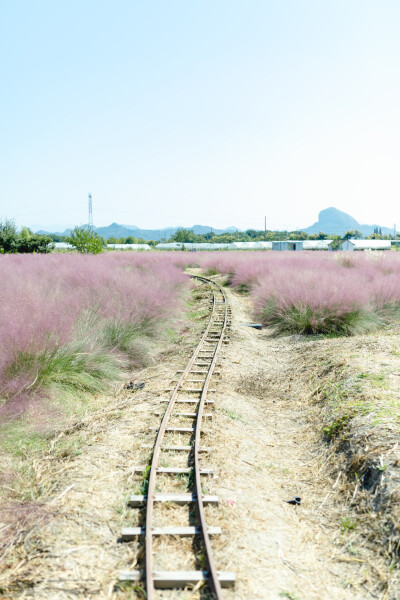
[{"left": 119, "top": 276, "right": 235, "bottom": 597}]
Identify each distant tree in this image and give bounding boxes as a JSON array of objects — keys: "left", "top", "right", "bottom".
[
  {"left": 288, "top": 231, "right": 308, "bottom": 240},
  {"left": 48, "top": 233, "right": 66, "bottom": 242},
  {"left": 290, "top": 231, "right": 309, "bottom": 240},
  {"left": 329, "top": 235, "right": 342, "bottom": 250},
  {"left": 343, "top": 229, "right": 362, "bottom": 240},
  {"left": 66, "top": 226, "right": 106, "bottom": 254},
  {"left": 367, "top": 233, "right": 383, "bottom": 240},
  {"left": 245, "top": 229, "right": 259, "bottom": 239},
  {"left": 0, "top": 220, "right": 52, "bottom": 253},
  {"left": 372, "top": 226, "right": 382, "bottom": 236},
  {"left": 171, "top": 228, "right": 203, "bottom": 243},
  {"left": 0, "top": 219, "right": 18, "bottom": 253},
  {"left": 17, "top": 227, "right": 53, "bottom": 253}
]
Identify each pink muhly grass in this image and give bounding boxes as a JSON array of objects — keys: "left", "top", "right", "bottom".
[
  {"left": 176, "top": 250, "right": 400, "bottom": 335},
  {"left": 0, "top": 253, "right": 189, "bottom": 418}
]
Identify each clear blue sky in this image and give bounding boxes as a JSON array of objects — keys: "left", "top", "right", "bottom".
[{"left": 1, "top": 0, "right": 400, "bottom": 231}]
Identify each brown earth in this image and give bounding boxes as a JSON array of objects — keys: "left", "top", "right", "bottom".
[{"left": 1, "top": 280, "right": 399, "bottom": 599}]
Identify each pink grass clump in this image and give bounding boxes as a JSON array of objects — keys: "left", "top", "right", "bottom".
[
  {"left": 0, "top": 253, "right": 188, "bottom": 417},
  {"left": 176, "top": 250, "right": 400, "bottom": 335}
]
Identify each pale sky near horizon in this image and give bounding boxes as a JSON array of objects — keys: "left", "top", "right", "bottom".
[{"left": 1, "top": 1, "right": 400, "bottom": 232}]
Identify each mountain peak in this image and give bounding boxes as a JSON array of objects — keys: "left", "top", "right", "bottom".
[
  {"left": 303, "top": 207, "right": 360, "bottom": 235},
  {"left": 318, "top": 207, "right": 359, "bottom": 226},
  {"left": 302, "top": 207, "right": 390, "bottom": 236}
]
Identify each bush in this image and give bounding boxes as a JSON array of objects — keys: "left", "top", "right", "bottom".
[
  {"left": 65, "top": 226, "right": 106, "bottom": 254},
  {"left": 0, "top": 220, "right": 52, "bottom": 254}
]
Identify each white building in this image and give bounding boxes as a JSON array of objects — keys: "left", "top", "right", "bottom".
[
  {"left": 53, "top": 242, "right": 151, "bottom": 251},
  {"left": 302, "top": 240, "right": 333, "bottom": 250},
  {"left": 339, "top": 239, "right": 391, "bottom": 251},
  {"left": 106, "top": 243, "right": 151, "bottom": 250}
]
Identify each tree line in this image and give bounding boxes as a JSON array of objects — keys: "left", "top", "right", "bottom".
[
  {"left": 1, "top": 219, "right": 398, "bottom": 254},
  {"left": 167, "top": 227, "right": 397, "bottom": 243}
]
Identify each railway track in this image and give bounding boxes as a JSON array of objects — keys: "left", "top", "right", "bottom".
[{"left": 118, "top": 275, "right": 235, "bottom": 598}]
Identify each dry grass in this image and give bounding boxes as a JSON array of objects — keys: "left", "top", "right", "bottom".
[
  {"left": 0, "top": 280, "right": 212, "bottom": 599},
  {"left": 4, "top": 276, "right": 400, "bottom": 598},
  {"left": 290, "top": 328, "right": 400, "bottom": 591},
  {"left": 236, "top": 369, "right": 276, "bottom": 400}
]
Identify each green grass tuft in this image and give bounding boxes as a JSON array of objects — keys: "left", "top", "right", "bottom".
[{"left": 259, "top": 299, "right": 385, "bottom": 336}]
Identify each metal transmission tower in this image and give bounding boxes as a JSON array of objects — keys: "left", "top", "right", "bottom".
[{"left": 88, "top": 193, "right": 93, "bottom": 230}]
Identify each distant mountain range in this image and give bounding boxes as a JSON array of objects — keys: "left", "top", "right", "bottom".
[
  {"left": 36, "top": 223, "right": 240, "bottom": 241},
  {"left": 35, "top": 208, "right": 394, "bottom": 239},
  {"left": 301, "top": 207, "right": 394, "bottom": 236}
]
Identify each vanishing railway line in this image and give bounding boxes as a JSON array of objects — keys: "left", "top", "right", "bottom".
[{"left": 119, "top": 276, "right": 235, "bottom": 598}]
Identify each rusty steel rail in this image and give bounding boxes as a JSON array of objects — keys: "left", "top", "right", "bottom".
[
  {"left": 193, "top": 277, "right": 228, "bottom": 599},
  {"left": 119, "top": 275, "right": 234, "bottom": 598}
]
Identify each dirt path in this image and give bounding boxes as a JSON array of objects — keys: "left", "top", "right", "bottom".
[
  {"left": 2, "top": 283, "right": 380, "bottom": 599},
  {"left": 210, "top": 287, "right": 375, "bottom": 600}
]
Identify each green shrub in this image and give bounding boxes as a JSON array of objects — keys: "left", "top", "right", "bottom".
[
  {"left": 260, "top": 299, "right": 383, "bottom": 336},
  {"left": 66, "top": 226, "right": 106, "bottom": 254}
]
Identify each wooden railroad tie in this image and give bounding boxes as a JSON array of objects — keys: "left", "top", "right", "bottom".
[
  {"left": 141, "top": 444, "right": 212, "bottom": 452},
  {"left": 148, "top": 426, "right": 212, "bottom": 433},
  {"left": 165, "top": 388, "right": 217, "bottom": 392},
  {"left": 170, "top": 379, "right": 212, "bottom": 384},
  {"left": 176, "top": 369, "right": 221, "bottom": 374},
  {"left": 193, "top": 362, "right": 222, "bottom": 366},
  {"left": 120, "top": 526, "right": 221, "bottom": 541},
  {"left": 118, "top": 570, "right": 235, "bottom": 588},
  {"left": 132, "top": 466, "right": 214, "bottom": 475},
  {"left": 154, "top": 411, "right": 213, "bottom": 418},
  {"left": 160, "top": 398, "right": 214, "bottom": 404},
  {"left": 128, "top": 493, "right": 218, "bottom": 507}
]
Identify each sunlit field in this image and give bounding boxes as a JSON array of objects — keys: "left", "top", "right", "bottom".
[
  {"left": 177, "top": 251, "right": 400, "bottom": 335},
  {"left": 3, "top": 250, "right": 400, "bottom": 421},
  {"left": 0, "top": 253, "right": 188, "bottom": 419}
]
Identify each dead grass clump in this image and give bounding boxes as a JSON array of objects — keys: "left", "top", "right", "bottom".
[
  {"left": 296, "top": 334, "right": 400, "bottom": 570},
  {"left": 236, "top": 369, "right": 274, "bottom": 399},
  {"left": 333, "top": 253, "right": 356, "bottom": 268}
]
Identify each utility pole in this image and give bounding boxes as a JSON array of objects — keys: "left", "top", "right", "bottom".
[
  {"left": 394, "top": 223, "right": 396, "bottom": 238},
  {"left": 264, "top": 216, "right": 266, "bottom": 241},
  {"left": 88, "top": 193, "right": 93, "bottom": 230}
]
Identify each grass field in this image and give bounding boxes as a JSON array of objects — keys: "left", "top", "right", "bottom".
[
  {"left": 0, "top": 253, "right": 188, "bottom": 424},
  {"left": 2, "top": 251, "right": 400, "bottom": 596},
  {"left": 178, "top": 251, "right": 400, "bottom": 335}
]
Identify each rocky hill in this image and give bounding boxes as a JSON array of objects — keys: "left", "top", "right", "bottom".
[{"left": 301, "top": 207, "right": 392, "bottom": 236}]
